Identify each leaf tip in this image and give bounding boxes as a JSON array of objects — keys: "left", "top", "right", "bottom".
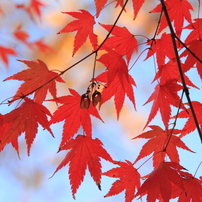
[
  {"left": 57, "top": 148, "right": 61, "bottom": 153},
  {"left": 97, "top": 182, "right": 101, "bottom": 190}
]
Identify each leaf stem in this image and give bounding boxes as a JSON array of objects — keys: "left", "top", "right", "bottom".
[
  {"left": 194, "top": 161, "right": 202, "bottom": 177},
  {"left": 164, "top": 90, "right": 184, "bottom": 151}
]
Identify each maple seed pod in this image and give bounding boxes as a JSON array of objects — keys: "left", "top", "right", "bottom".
[
  {"left": 80, "top": 94, "right": 90, "bottom": 109},
  {"left": 92, "top": 90, "right": 101, "bottom": 106}
]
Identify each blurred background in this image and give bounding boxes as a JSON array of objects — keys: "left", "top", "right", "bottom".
[{"left": 0, "top": 0, "right": 201, "bottom": 201}]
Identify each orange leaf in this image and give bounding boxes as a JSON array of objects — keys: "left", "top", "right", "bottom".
[
  {"left": 103, "top": 160, "right": 140, "bottom": 202},
  {"left": 51, "top": 135, "right": 113, "bottom": 198},
  {"left": 4, "top": 59, "right": 65, "bottom": 104}
]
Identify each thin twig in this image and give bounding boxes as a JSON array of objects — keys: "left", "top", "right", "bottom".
[{"left": 164, "top": 90, "right": 185, "bottom": 151}]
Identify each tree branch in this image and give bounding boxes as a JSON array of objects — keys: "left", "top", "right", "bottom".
[{"left": 160, "top": 0, "right": 202, "bottom": 143}]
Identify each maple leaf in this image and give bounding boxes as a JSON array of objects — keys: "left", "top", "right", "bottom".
[
  {"left": 94, "top": 0, "right": 124, "bottom": 17},
  {"left": 0, "top": 46, "right": 17, "bottom": 67},
  {"left": 58, "top": 10, "right": 97, "bottom": 55},
  {"left": 143, "top": 80, "right": 183, "bottom": 129},
  {"left": 94, "top": 0, "right": 108, "bottom": 17},
  {"left": 132, "top": 0, "right": 145, "bottom": 19},
  {"left": 145, "top": 33, "right": 175, "bottom": 67},
  {"left": 49, "top": 89, "right": 103, "bottom": 148},
  {"left": 34, "top": 39, "right": 53, "bottom": 52},
  {"left": 153, "top": 59, "right": 199, "bottom": 88},
  {"left": 4, "top": 59, "right": 65, "bottom": 104},
  {"left": 0, "top": 97, "right": 54, "bottom": 155},
  {"left": 27, "top": 0, "right": 45, "bottom": 18},
  {"left": 100, "top": 24, "right": 138, "bottom": 63},
  {"left": 95, "top": 71, "right": 136, "bottom": 119},
  {"left": 176, "top": 101, "right": 202, "bottom": 138},
  {"left": 136, "top": 162, "right": 185, "bottom": 202},
  {"left": 133, "top": 125, "right": 194, "bottom": 167},
  {"left": 97, "top": 50, "right": 129, "bottom": 86},
  {"left": 103, "top": 160, "right": 140, "bottom": 202},
  {"left": 181, "top": 40, "right": 202, "bottom": 79},
  {"left": 150, "top": 0, "right": 193, "bottom": 37},
  {"left": 0, "top": 114, "right": 19, "bottom": 153},
  {"left": 171, "top": 172, "right": 202, "bottom": 202},
  {"left": 184, "top": 18, "right": 202, "bottom": 43},
  {"left": 51, "top": 135, "right": 113, "bottom": 198},
  {"left": 13, "top": 26, "right": 30, "bottom": 45}
]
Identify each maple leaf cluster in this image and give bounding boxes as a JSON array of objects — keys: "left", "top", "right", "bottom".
[
  {"left": 0, "top": 0, "right": 52, "bottom": 67},
  {"left": 1, "top": 0, "right": 202, "bottom": 201}
]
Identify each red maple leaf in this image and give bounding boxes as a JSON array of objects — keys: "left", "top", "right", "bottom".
[
  {"left": 0, "top": 46, "right": 17, "bottom": 67},
  {"left": 143, "top": 80, "right": 183, "bottom": 129},
  {"left": 0, "top": 97, "right": 54, "bottom": 155},
  {"left": 184, "top": 18, "right": 202, "bottom": 43},
  {"left": 100, "top": 24, "right": 138, "bottom": 63},
  {"left": 58, "top": 10, "right": 97, "bottom": 55},
  {"left": 177, "top": 101, "right": 202, "bottom": 138},
  {"left": 94, "top": 0, "right": 124, "bottom": 17},
  {"left": 153, "top": 59, "right": 199, "bottom": 88},
  {"left": 97, "top": 50, "right": 129, "bottom": 86},
  {"left": 33, "top": 39, "right": 53, "bottom": 52},
  {"left": 145, "top": 33, "right": 175, "bottom": 67},
  {"left": 49, "top": 89, "right": 103, "bottom": 148},
  {"left": 136, "top": 162, "right": 185, "bottom": 202},
  {"left": 13, "top": 26, "right": 30, "bottom": 45},
  {"left": 132, "top": 0, "right": 145, "bottom": 19},
  {"left": 27, "top": 0, "right": 45, "bottom": 18},
  {"left": 95, "top": 71, "right": 136, "bottom": 119},
  {"left": 16, "top": 0, "right": 45, "bottom": 19},
  {"left": 0, "top": 114, "right": 18, "bottom": 153},
  {"left": 133, "top": 125, "right": 194, "bottom": 167},
  {"left": 150, "top": 0, "right": 193, "bottom": 37},
  {"left": 94, "top": 0, "right": 108, "bottom": 17},
  {"left": 4, "top": 59, "right": 65, "bottom": 104},
  {"left": 171, "top": 171, "right": 202, "bottom": 201},
  {"left": 103, "top": 160, "right": 140, "bottom": 202},
  {"left": 181, "top": 40, "right": 202, "bottom": 79},
  {"left": 51, "top": 135, "right": 114, "bottom": 198}
]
